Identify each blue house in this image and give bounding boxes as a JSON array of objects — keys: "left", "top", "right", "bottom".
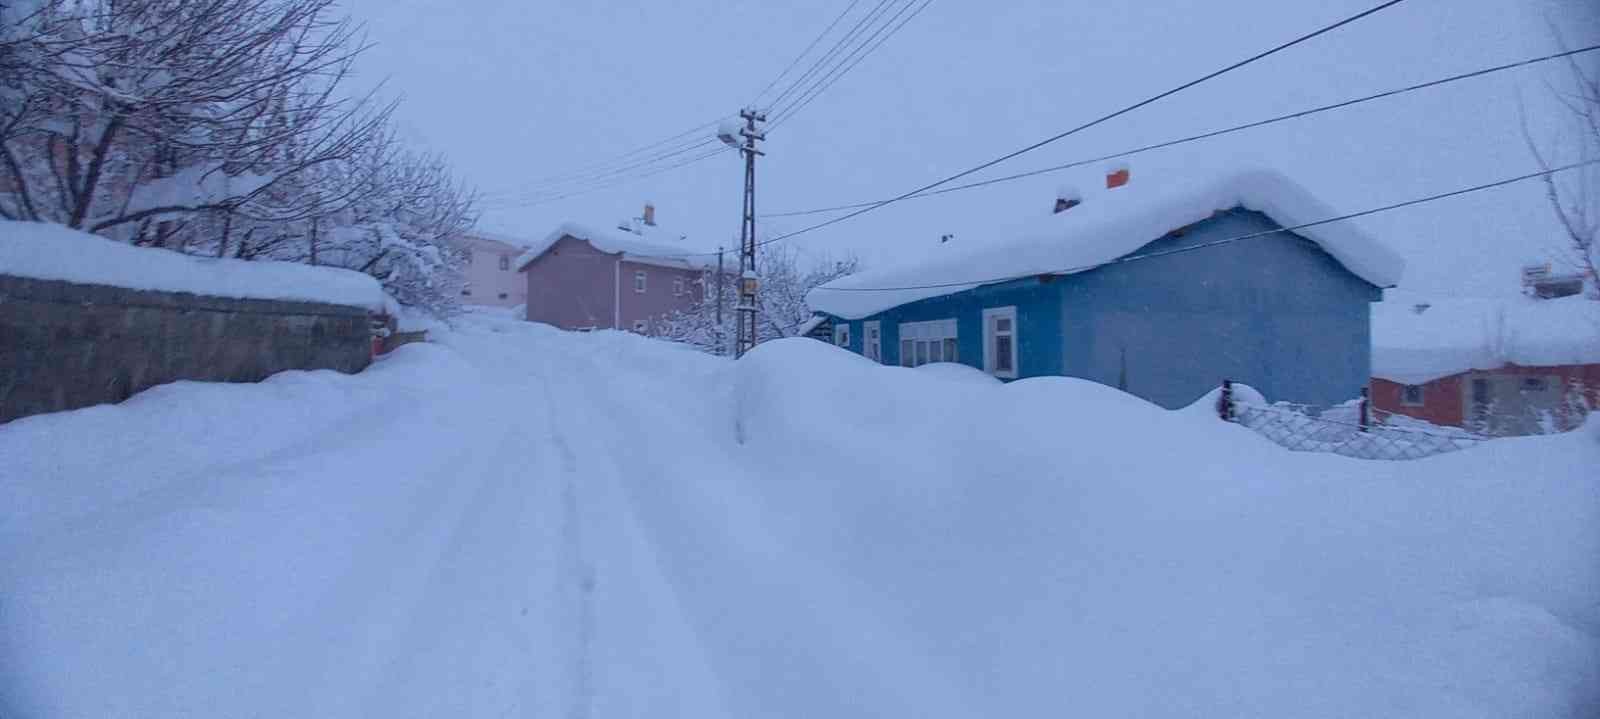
[{"left": 805, "top": 170, "right": 1404, "bottom": 409}]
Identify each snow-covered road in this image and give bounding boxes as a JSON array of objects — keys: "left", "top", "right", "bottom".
[{"left": 3, "top": 311, "right": 1598, "bottom": 718}]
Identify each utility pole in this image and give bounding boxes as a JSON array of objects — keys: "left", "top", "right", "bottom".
[
  {"left": 719, "top": 108, "right": 766, "bottom": 358},
  {"left": 715, "top": 246, "right": 725, "bottom": 355}
]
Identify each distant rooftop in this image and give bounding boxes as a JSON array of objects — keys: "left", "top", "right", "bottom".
[
  {"left": 1373, "top": 293, "right": 1600, "bottom": 384},
  {"left": 515, "top": 220, "right": 717, "bottom": 272}
]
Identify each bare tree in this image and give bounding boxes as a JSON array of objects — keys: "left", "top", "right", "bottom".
[
  {"left": 2, "top": 0, "right": 479, "bottom": 316},
  {"left": 313, "top": 137, "right": 476, "bottom": 316},
  {"left": 0, "top": 0, "right": 393, "bottom": 235},
  {"left": 1525, "top": 50, "right": 1600, "bottom": 300}
]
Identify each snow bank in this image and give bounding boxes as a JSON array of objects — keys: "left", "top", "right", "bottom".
[
  {"left": 514, "top": 220, "right": 717, "bottom": 271},
  {"left": 810, "top": 168, "right": 1405, "bottom": 319},
  {"left": 914, "top": 360, "right": 1003, "bottom": 384},
  {"left": 1374, "top": 294, "right": 1600, "bottom": 384},
  {"left": 2, "top": 317, "right": 1594, "bottom": 718},
  {"left": 0, "top": 221, "right": 388, "bottom": 311},
  {"left": 726, "top": 339, "right": 1598, "bottom": 718}
]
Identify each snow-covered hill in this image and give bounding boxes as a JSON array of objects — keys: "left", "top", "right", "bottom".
[{"left": 2, "top": 313, "right": 1596, "bottom": 717}]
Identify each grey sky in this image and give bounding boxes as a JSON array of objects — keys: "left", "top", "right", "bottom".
[{"left": 342, "top": 0, "right": 1599, "bottom": 297}]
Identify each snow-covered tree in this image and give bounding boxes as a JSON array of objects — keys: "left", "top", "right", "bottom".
[
  {"left": 315, "top": 144, "right": 476, "bottom": 316},
  {"left": 0, "top": 0, "right": 477, "bottom": 316},
  {"left": 660, "top": 244, "right": 858, "bottom": 354}
]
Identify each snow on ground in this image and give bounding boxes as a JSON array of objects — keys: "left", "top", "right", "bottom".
[
  {"left": 2, "top": 312, "right": 1597, "bottom": 717},
  {"left": 0, "top": 221, "right": 389, "bottom": 311}
]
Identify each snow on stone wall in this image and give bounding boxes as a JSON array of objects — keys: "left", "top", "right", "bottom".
[
  {"left": 0, "top": 221, "right": 388, "bottom": 312},
  {"left": 0, "top": 274, "right": 372, "bottom": 424}
]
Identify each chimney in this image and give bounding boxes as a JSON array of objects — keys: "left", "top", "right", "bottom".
[
  {"left": 1105, "top": 166, "right": 1130, "bottom": 189},
  {"left": 643, "top": 203, "right": 656, "bottom": 227},
  {"left": 1054, "top": 185, "right": 1082, "bottom": 214}
]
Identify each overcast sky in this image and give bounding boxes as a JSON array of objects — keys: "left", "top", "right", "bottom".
[{"left": 339, "top": 0, "right": 1598, "bottom": 298}]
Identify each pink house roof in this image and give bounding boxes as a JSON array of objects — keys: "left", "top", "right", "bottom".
[{"left": 515, "top": 222, "right": 717, "bottom": 272}]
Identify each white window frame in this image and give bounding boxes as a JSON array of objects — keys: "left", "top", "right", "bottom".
[
  {"left": 834, "top": 322, "right": 851, "bottom": 349},
  {"left": 634, "top": 270, "right": 647, "bottom": 293},
  {"left": 1400, "top": 384, "right": 1425, "bottom": 407},
  {"left": 897, "top": 318, "right": 957, "bottom": 367},
  {"left": 863, "top": 321, "right": 882, "bottom": 363},
  {"left": 982, "top": 306, "right": 1018, "bottom": 379},
  {"left": 673, "top": 276, "right": 685, "bottom": 296},
  {"left": 498, "top": 254, "right": 511, "bottom": 271}
]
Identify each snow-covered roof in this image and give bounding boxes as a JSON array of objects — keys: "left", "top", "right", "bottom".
[
  {"left": 1372, "top": 293, "right": 1600, "bottom": 384},
  {"left": 515, "top": 221, "right": 717, "bottom": 272},
  {"left": 458, "top": 229, "right": 535, "bottom": 251},
  {"left": 796, "top": 315, "right": 827, "bottom": 336},
  {"left": 809, "top": 169, "right": 1405, "bottom": 319},
  {"left": 0, "top": 220, "right": 389, "bottom": 312}
]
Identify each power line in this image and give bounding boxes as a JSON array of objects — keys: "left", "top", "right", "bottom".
[
  {"left": 479, "top": 118, "right": 727, "bottom": 202},
  {"left": 761, "top": 42, "right": 1600, "bottom": 218},
  {"left": 766, "top": 0, "right": 905, "bottom": 112},
  {"left": 769, "top": 0, "right": 935, "bottom": 130},
  {"left": 496, "top": 0, "right": 1409, "bottom": 258},
  {"left": 479, "top": 0, "right": 895, "bottom": 207},
  {"left": 812, "top": 160, "right": 1598, "bottom": 293},
  {"left": 487, "top": 145, "right": 735, "bottom": 209},
  {"left": 760, "top": 0, "right": 1411, "bottom": 246},
  {"left": 750, "top": 0, "right": 867, "bottom": 106},
  {"left": 481, "top": 138, "right": 724, "bottom": 209}
]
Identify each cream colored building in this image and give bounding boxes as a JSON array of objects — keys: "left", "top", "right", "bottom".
[{"left": 455, "top": 232, "right": 531, "bottom": 308}]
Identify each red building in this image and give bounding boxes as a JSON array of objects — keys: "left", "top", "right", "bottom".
[{"left": 1371, "top": 293, "right": 1600, "bottom": 436}]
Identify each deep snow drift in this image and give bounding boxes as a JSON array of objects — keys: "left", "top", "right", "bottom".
[{"left": 2, "top": 312, "right": 1596, "bottom": 717}]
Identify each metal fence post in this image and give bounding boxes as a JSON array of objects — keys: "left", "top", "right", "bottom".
[
  {"left": 1358, "top": 387, "right": 1370, "bottom": 433},
  {"left": 1218, "top": 379, "right": 1234, "bottom": 422}
]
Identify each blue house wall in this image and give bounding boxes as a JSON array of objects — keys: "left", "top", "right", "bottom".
[
  {"left": 845, "top": 277, "right": 1066, "bottom": 377},
  {"left": 824, "top": 208, "right": 1381, "bottom": 409}
]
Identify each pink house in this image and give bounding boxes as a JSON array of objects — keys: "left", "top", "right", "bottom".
[
  {"left": 454, "top": 232, "right": 531, "bottom": 308},
  {"left": 516, "top": 213, "right": 717, "bottom": 334}
]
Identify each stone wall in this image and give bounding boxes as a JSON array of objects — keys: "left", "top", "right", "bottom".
[{"left": 0, "top": 274, "right": 372, "bottom": 424}]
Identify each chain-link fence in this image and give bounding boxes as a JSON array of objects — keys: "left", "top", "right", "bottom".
[{"left": 1218, "top": 381, "right": 1489, "bottom": 461}]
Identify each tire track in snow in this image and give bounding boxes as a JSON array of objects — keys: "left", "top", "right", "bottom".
[{"left": 538, "top": 368, "right": 596, "bottom": 719}]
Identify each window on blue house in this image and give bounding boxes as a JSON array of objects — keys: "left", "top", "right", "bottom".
[
  {"left": 898, "top": 319, "right": 957, "bottom": 368},
  {"left": 983, "top": 306, "right": 1018, "bottom": 379}
]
